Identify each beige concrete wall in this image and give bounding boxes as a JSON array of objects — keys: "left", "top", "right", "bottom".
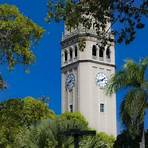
[
  {"left": 77, "top": 62, "right": 116, "bottom": 136},
  {"left": 61, "top": 33, "right": 117, "bottom": 137}
]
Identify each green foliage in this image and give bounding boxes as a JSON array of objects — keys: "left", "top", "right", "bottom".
[
  {"left": 22, "top": 97, "right": 55, "bottom": 125},
  {"left": 80, "top": 132, "right": 115, "bottom": 148},
  {"left": 0, "top": 97, "right": 55, "bottom": 147},
  {"left": 47, "top": 0, "right": 147, "bottom": 49},
  {"left": 0, "top": 4, "right": 44, "bottom": 90},
  {"left": 14, "top": 120, "right": 56, "bottom": 148},
  {"left": 78, "top": 38, "right": 86, "bottom": 51},
  {"left": 0, "top": 4, "right": 44, "bottom": 69},
  {"left": 106, "top": 57, "right": 148, "bottom": 139},
  {"left": 15, "top": 112, "right": 114, "bottom": 148},
  {"left": 97, "top": 132, "right": 115, "bottom": 147},
  {"left": 13, "top": 112, "right": 88, "bottom": 148},
  {"left": 50, "top": 112, "right": 89, "bottom": 147},
  {"left": 113, "top": 131, "right": 140, "bottom": 148},
  {"left": 60, "top": 111, "right": 88, "bottom": 128}
]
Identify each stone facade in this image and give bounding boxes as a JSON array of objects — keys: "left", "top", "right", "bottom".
[{"left": 61, "top": 28, "right": 117, "bottom": 137}]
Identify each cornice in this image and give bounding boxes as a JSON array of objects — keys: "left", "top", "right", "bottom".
[
  {"left": 61, "top": 59, "right": 116, "bottom": 71},
  {"left": 61, "top": 33, "right": 99, "bottom": 49}
]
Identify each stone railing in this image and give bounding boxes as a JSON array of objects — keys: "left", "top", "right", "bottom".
[{"left": 62, "top": 28, "right": 97, "bottom": 41}]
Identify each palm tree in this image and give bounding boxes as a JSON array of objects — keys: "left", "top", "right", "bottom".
[{"left": 106, "top": 58, "right": 148, "bottom": 145}]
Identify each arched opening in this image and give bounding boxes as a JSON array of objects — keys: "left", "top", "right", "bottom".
[
  {"left": 75, "top": 46, "right": 78, "bottom": 57},
  {"left": 106, "top": 48, "right": 111, "bottom": 59},
  {"left": 92, "top": 45, "right": 97, "bottom": 56},
  {"left": 99, "top": 47, "right": 104, "bottom": 58},
  {"left": 64, "top": 51, "right": 68, "bottom": 62},
  {"left": 70, "top": 48, "right": 73, "bottom": 60}
]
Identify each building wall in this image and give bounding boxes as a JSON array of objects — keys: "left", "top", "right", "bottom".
[
  {"left": 61, "top": 34, "right": 117, "bottom": 137},
  {"left": 78, "top": 62, "right": 116, "bottom": 136}
]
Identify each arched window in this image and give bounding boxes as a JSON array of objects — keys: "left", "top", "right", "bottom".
[
  {"left": 99, "top": 47, "right": 104, "bottom": 58},
  {"left": 64, "top": 51, "right": 68, "bottom": 62},
  {"left": 92, "top": 45, "right": 97, "bottom": 56},
  {"left": 106, "top": 48, "right": 111, "bottom": 59},
  {"left": 93, "top": 23, "right": 96, "bottom": 29},
  {"left": 75, "top": 46, "right": 78, "bottom": 57},
  {"left": 70, "top": 48, "right": 73, "bottom": 60}
]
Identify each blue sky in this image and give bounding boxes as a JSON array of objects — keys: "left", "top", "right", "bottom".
[{"left": 0, "top": 0, "right": 148, "bottom": 133}]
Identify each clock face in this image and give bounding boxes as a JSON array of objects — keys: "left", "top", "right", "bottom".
[
  {"left": 96, "top": 72, "right": 108, "bottom": 88},
  {"left": 66, "top": 73, "right": 75, "bottom": 91}
]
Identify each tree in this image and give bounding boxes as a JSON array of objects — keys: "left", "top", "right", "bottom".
[
  {"left": 16, "top": 112, "right": 115, "bottom": 148},
  {"left": 80, "top": 132, "right": 115, "bottom": 148},
  {"left": 106, "top": 58, "right": 148, "bottom": 142},
  {"left": 146, "top": 130, "right": 148, "bottom": 148},
  {"left": 13, "top": 120, "right": 56, "bottom": 148},
  {"left": 0, "top": 97, "right": 55, "bottom": 147},
  {"left": 0, "top": 4, "right": 44, "bottom": 88},
  {"left": 113, "top": 130, "right": 139, "bottom": 148},
  {"left": 114, "top": 130, "right": 148, "bottom": 148},
  {"left": 13, "top": 112, "right": 88, "bottom": 148},
  {"left": 49, "top": 112, "right": 89, "bottom": 147},
  {"left": 47, "top": 0, "right": 147, "bottom": 50}
]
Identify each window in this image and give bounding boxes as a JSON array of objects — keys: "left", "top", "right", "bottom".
[
  {"left": 70, "top": 48, "right": 73, "bottom": 60},
  {"left": 93, "top": 23, "right": 96, "bottom": 29},
  {"left": 65, "top": 51, "right": 68, "bottom": 62},
  {"left": 92, "top": 45, "right": 97, "bottom": 56},
  {"left": 99, "top": 47, "right": 104, "bottom": 58},
  {"left": 106, "top": 48, "right": 111, "bottom": 59},
  {"left": 100, "top": 104, "right": 104, "bottom": 112},
  {"left": 69, "top": 104, "right": 73, "bottom": 112},
  {"left": 75, "top": 46, "right": 78, "bottom": 57}
]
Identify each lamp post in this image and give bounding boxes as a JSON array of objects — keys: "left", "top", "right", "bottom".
[{"left": 63, "top": 129, "right": 96, "bottom": 148}]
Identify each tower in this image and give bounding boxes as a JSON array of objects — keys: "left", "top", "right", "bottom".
[{"left": 61, "top": 25, "right": 117, "bottom": 136}]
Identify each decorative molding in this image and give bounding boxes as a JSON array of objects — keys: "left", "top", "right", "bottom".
[
  {"left": 61, "top": 33, "right": 100, "bottom": 49},
  {"left": 62, "top": 59, "right": 115, "bottom": 71}
]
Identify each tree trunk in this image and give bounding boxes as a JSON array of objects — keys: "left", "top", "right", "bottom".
[
  {"left": 140, "top": 130, "right": 145, "bottom": 148},
  {"left": 140, "top": 122, "right": 145, "bottom": 148}
]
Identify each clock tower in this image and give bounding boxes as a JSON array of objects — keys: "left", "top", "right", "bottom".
[{"left": 61, "top": 26, "right": 117, "bottom": 136}]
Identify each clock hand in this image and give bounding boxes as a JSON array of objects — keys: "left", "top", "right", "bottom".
[
  {"left": 97, "top": 77, "right": 105, "bottom": 82},
  {"left": 66, "top": 79, "right": 70, "bottom": 85},
  {"left": 101, "top": 77, "right": 105, "bottom": 81}
]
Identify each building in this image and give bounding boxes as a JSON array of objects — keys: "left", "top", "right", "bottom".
[{"left": 61, "top": 25, "right": 117, "bottom": 137}]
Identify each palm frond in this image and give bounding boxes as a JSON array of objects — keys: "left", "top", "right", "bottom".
[
  {"left": 106, "top": 71, "right": 128, "bottom": 95},
  {"left": 139, "top": 57, "right": 148, "bottom": 73},
  {"left": 106, "top": 58, "right": 148, "bottom": 95},
  {"left": 120, "top": 99, "right": 144, "bottom": 138},
  {"left": 120, "top": 100, "right": 130, "bottom": 127},
  {"left": 124, "top": 88, "right": 145, "bottom": 119},
  {"left": 120, "top": 88, "right": 146, "bottom": 138},
  {"left": 141, "top": 81, "right": 148, "bottom": 90},
  {"left": 141, "top": 81, "right": 148, "bottom": 106},
  {"left": 124, "top": 59, "right": 144, "bottom": 85}
]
